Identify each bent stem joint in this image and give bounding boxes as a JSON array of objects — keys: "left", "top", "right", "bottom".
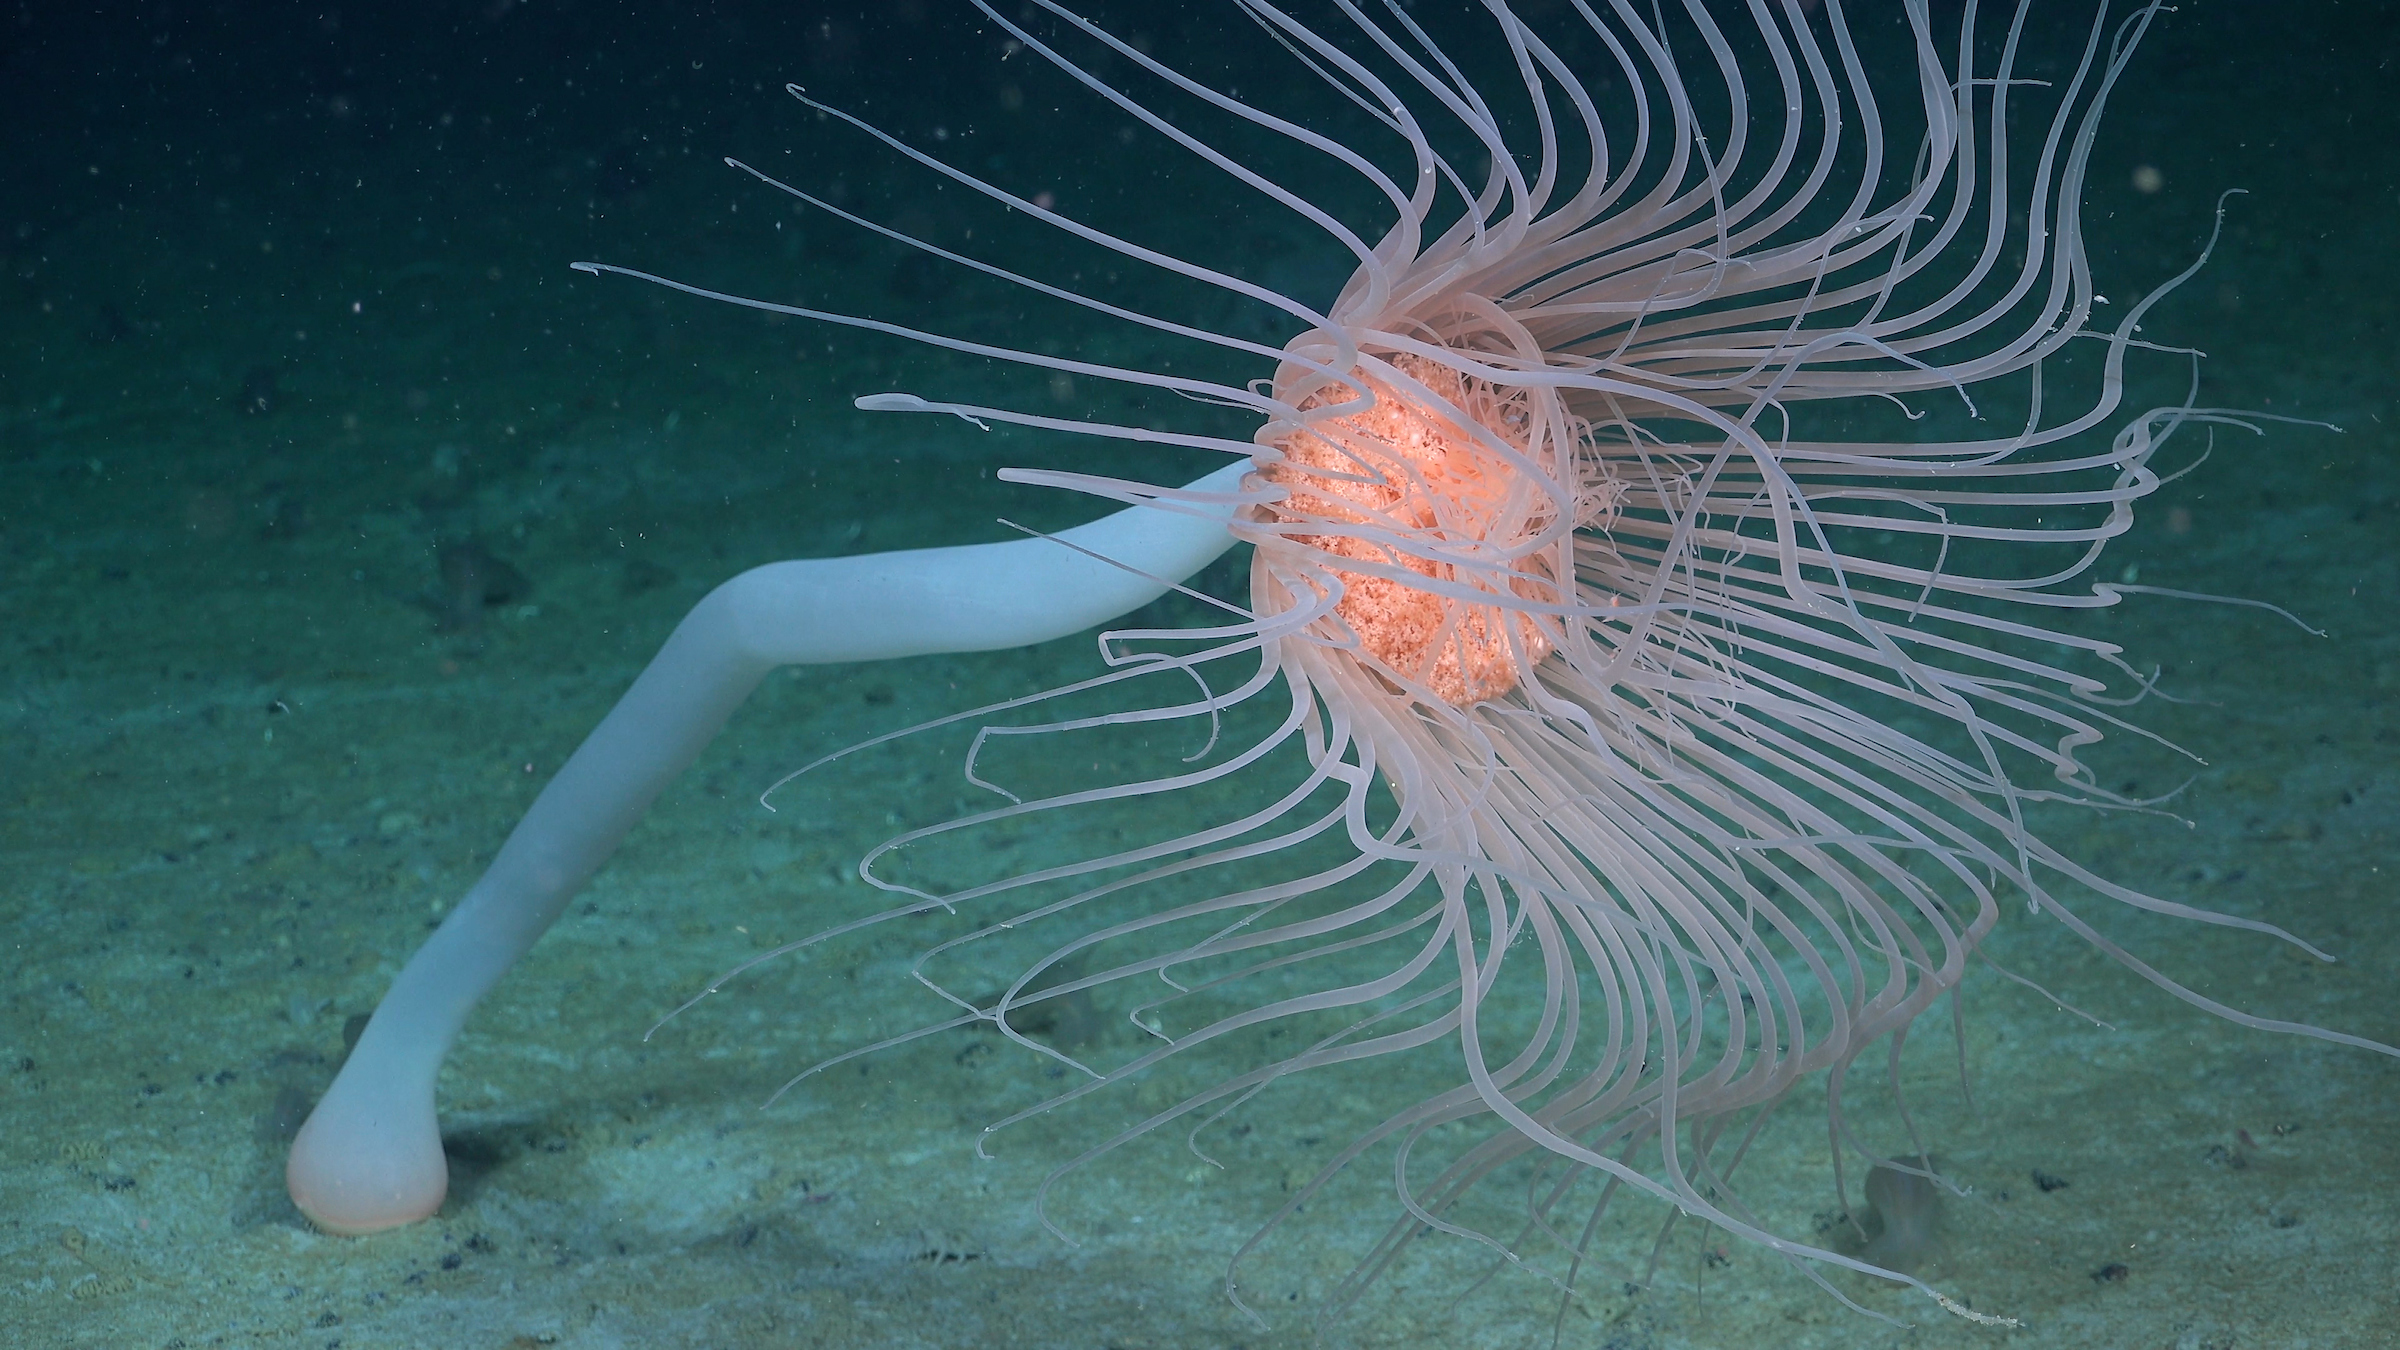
[{"left": 285, "top": 467, "right": 1243, "bottom": 1235}]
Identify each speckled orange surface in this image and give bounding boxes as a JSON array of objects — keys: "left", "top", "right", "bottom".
[{"left": 1262, "top": 353, "right": 1570, "bottom": 706}]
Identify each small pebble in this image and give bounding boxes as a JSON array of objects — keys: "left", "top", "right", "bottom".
[{"left": 1860, "top": 1156, "right": 1943, "bottom": 1275}]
